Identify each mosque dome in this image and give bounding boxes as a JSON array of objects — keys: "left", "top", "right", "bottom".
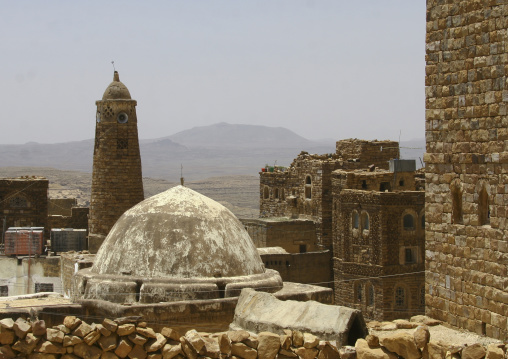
[
  {"left": 102, "top": 71, "right": 132, "bottom": 100},
  {"left": 73, "top": 186, "right": 282, "bottom": 304},
  {"left": 92, "top": 186, "right": 265, "bottom": 278}
]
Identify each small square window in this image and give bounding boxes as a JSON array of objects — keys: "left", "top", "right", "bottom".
[
  {"left": 0, "top": 286, "right": 7, "bottom": 297},
  {"left": 35, "top": 283, "right": 54, "bottom": 293},
  {"left": 405, "top": 248, "right": 415, "bottom": 263}
]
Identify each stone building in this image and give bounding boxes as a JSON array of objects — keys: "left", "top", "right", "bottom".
[
  {"left": 241, "top": 218, "right": 318, "bottom": 253},
  {"left": 258, "top": 139, "right": 426, "bottom": 320},
  {"left": 0, "top": 177, "right": 49, "bottom": 239},
  {"left": 333, "top": 168, "right": 425, "bottom": 320},
  {"left": 88, "top": 71, "right": 144, "bottom": 253},
  {"left": 425, "top": 1, "right": 508, "bottom": 340},
  {"left": 48, "top": 198, "right": 88, "bottom": 232},
  {"left": 259, "top": 139, "right": 398, "bottom": 249}
]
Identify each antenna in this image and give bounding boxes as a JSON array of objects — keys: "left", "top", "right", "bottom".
[
  {"left": 180, "top": 164, "right": 184, "bottom": 186},
  {"left": 111, "top": 61, "right": 116, "bottom": 71},
  {"left": 398, "top": 130, "right": 402, "bottom": 159}
]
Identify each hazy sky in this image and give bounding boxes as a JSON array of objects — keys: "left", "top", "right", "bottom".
[{"left": 1, "top": 1, "right": 425, "bottom": 144}]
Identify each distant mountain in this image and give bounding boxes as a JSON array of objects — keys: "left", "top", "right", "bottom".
[
  {"left": 0, "top": 123, "right": 424, "bottom": 181},
  {"left": 0, "top": 140, "right": 94, "bottom": 172},
  {"left": 166, "top": 122, "right": 325, "bottom": 149}
]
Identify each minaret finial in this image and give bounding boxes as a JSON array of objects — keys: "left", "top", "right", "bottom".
[
  {"left": 111, "top": 61, "right": 119, "bottom": 81},
  {"left": 180, "top": 164, "right": 185, "bottom": 186}
]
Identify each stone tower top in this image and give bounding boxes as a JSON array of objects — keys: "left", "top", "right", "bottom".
[{"left": 102, "top": 71, "right": 132, "bottom": 100}]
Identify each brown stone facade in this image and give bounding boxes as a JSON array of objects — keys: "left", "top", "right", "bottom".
[
  {"left": 0, "top": 177, "right": 49, "bottom": 238},
  {"left": 260, "top": 250, "right": 333, "bottom": 288},
  {"left": 260, "top": 139, "right": 398, "bottom": 249},
  {"left": 88, "top": 73, "right": 144, "bottom": 253},
  {"left": 48, "top": 207, "right": 89, "bottom": 231},
  {"left": 241, "top": 218, "right": 318, "bottom": 253},
  {"left": 425, "top": 1, "right": 508, "bottom": 340},
  {"left": 333, "top": 171, "right": 425, "bottom": 320},
  {"left": 48, "top": 198, "right": 77, "bottom": 216}
]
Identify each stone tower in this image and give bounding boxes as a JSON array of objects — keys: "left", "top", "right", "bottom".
[{"left": 88, "top": 71, "right": 144, "bottom": 253}]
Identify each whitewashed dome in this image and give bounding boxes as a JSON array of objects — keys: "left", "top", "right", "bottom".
[
  {"left": 74, "top": 186, "right": 282, "bottom": 304},
  {"left": 92, "top": 185, "right": 265, "bottom": 278}
]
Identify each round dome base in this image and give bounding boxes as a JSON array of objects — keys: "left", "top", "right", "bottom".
[{"left": 73, "top": 268, "right": 283, "bottom": 304}]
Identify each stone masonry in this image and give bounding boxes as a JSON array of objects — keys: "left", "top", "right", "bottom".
[
  {"left": 0, "top": 177, "right": 49, "bottom": 239},
  {"left": 425, "top": 0, "right": 508, "bottom": 340},
  {"left": 88, "top": 72, "right": 144, "bottom": 253},
  {"left": 260, "top": 139, "right": 398, "bottom": 249}
]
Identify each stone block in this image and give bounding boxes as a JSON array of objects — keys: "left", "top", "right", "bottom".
[
  {"left": 98, "top": 333, "right": 118, "bottom": 352},
  {"left": 13, "top": 319, "right": 32, "bottom": 339},
  {"left": 64, "top": 317, "right": 82, "bottom": 331},
  {"left": 231, "top": 342, "right": 256, "bottom": 359},
  {"left": 117, "top": 325, "right": 136, "bottom": 337},
  {"left": 161, "top": 343, "right": 182, "bottom": 359},
  {"left": 257, "top": 332, "right": 280, "bottom": 359}
]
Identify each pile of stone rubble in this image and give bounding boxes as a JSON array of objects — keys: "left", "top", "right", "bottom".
[{"left": 0, "top": 315, "right": 506, "bottom": 359}]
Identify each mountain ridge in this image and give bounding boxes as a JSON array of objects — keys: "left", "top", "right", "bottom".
[{"left": 0, "top": 122, "right": 424, "bottom": 181}]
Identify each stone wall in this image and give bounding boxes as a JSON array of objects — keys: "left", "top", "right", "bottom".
[
  {"left": 48, "top": 199, "right": 77, "bottom": 217},
  {"left": 0, "top": 315, "right": 504, "bottom": 359},
  {"left": 333, "top": 185, "right": 425, "bottom": 321},
  {"left": 261, "top": 250, "right": 333, "bottom": 288},
  {"left": 335, "top": 139, "right": 399, "bottom": 169},
  {"left": 0, "top": 177, "right": 49, "bottom": 239},
  {"left": 48, "top": 207, "right": 89, "bottom": 231},
  {"left": 0, "top": 315, "right": 351, "bottom": 359},
  {"left": 60, "top": 253, "right": 94, "bottom": 298},
  {"left": 241, "top": 218, "right": 318, "bottom": 253},
  {"left": 425, "top": 0, "right": 508, "bottom": 340}
]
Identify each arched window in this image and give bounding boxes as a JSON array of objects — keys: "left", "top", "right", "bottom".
[
  {"left": 394, "top": 286, "right": 407, "bottom": 310},
  {"left": 451, "top": 179, "right": 463, "bottom": 224},
  {"left": 9, "top": 196, "right": 27, "bottom": 208},
  {"left": 274, "top": 188, "right": 279, "bottom": 199},
  {"left": 263, "top": 187, "right": 269, "bottom": 199},
  {"left": 352, "top": 211, "right": 359, "bottom": 229},
  {"left": 361, "top": 212, "right": 369, "bottom": 230},
  {"left": 367, "top": 284, "right": 375, "bottom": 306},
  {"left": 478, "top": 184, "right": 490, "bottom": 225},
  {"left": 305, "top": 176, "right": 312, "bottom": 199},
  {"left": 355, "top": 282, "right": 363, "bottom": 303},
  {"left": 403, "top": 214, "right": 415, "bottom": 230}
]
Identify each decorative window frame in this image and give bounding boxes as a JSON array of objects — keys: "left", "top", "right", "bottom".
[
  {"left": 394, "top": 283, "right": 409, "bottom": 311},
  {"left": 9, "top": 195, "right": 29, "bottom": 208}
]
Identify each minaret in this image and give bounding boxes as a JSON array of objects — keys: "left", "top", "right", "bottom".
[{"left": 88, "top": 71, "right": 144, "bottom": 253}]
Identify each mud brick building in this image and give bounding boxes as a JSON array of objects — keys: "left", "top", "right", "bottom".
[
  {"left": 0, "top": 177, "right": 49, "bottom": 239},
  {"left": 48, "top": 198, "right": 89, "bottom": 231},
  {"left": 333, "top": 168, "right": 425, "bottom": 320},
  {"left": 241, "top": 218, "right": 318, "bottom": 253},
  {"left": 260, "top": 139, "right": 398, "bottom": 249},
  {"left": 425, "top": 0, "right": 508, "bottom": 340},
  {"left": 88, "top": 71, "right": 144, "bottom": 253},
  {"left": 259, "top": 139, "right": 426, "bottom": 320}
]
